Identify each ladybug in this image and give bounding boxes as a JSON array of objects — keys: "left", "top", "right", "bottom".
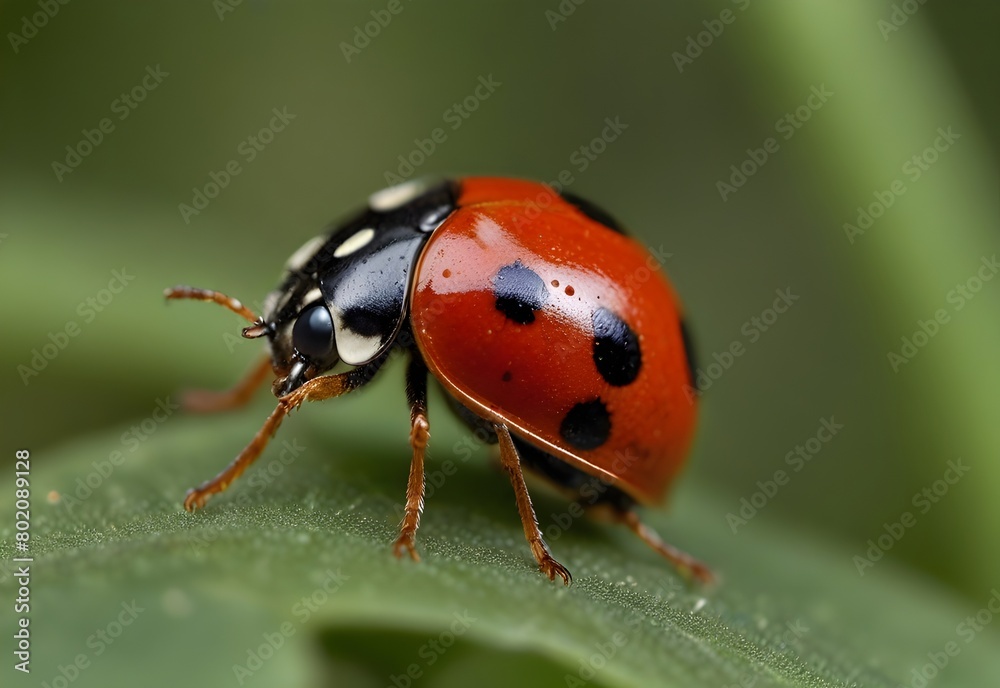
[{"left": 165, "top": 177, "right": 711, "bottom": 584}]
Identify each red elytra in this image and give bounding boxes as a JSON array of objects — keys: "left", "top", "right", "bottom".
[{"left": 411, "top": 178, "right": 697, "bottom": 505}]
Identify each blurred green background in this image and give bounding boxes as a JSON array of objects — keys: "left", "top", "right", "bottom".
[{"left": 2, "top": 1, "right": 999, "bottom": 686}]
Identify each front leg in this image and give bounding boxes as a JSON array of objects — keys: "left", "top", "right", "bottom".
[
  {"left": 184, "top": 355, "right": 387, "bottom": 511},
  {"left": 393, "top": 353, "right": 430, "bottom": 561}
]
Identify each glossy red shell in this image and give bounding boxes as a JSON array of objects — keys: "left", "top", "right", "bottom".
[{"left": 411, "top": 178, "right": 697, "bottom": 504}]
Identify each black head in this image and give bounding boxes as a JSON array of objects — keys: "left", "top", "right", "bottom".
[{"left": 259, "top": 179, "right": 458, "bottom": 395}]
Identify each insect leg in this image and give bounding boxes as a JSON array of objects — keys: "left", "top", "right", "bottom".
[
  {"left": 494, "top": 424, "right": 572, "bottom": 585},
  {"left": 164, "top": 285, "right": 260, "bottom": 323},
  {"left": 181, "top": 355, "right": 274, "bottom": 413},
  {"left": 393, "top": 352, "right": 429, "bottom": 561},
  {"left": 183, "top": 355, "right": 387, "bottom": 511},
  {"left": 614, "top": 509, "right": 715, "bottom": 585}
]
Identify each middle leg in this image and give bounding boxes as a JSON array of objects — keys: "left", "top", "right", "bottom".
[
  {"left": 495, "top": 424, "right": 572, "bottom": 585},
  {"left": 393, "top": 352, "right": 430, "bottom": 560}
]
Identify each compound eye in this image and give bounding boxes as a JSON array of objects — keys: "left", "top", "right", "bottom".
[{"left": 292, "top": 303, "right": 334, "bottom": 359}]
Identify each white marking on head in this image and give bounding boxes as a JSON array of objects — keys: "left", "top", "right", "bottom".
[
  {"left": 285, "top": 235, "right": 326, "bottom": 273},
  {"left": 302, "top": 287, "right": 322, "bottom": 305},
  {"left": 329, "top": 305, "right": 383, "bottom": 365},
  {"left": 368, "top": 179, "right": 430, "bottom": 212},
  {"left": 333, "top": 227, "right": 375, "bottom": 258}
]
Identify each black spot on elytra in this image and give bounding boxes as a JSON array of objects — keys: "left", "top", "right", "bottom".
[
  {"left": 501, "top": 370, "right": 513, "bottom": 382},
  {"left": 493, "top": 260, "right": 548, "bottom": 324},
  {"left": 560, "top": 191, "right": 625, "bottom": 234},
  {"left": 592, "top": 308, "right": 641, "bottom": 386},
  {"left": 560, "top": 398, "right": 611, "bottom": 451},
  {"left": 679, "top": 318, "right": 698, "bottom": 386}
]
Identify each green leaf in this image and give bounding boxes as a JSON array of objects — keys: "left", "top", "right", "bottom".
[{"left": 3, "top": 375, "right": 998, "bottom": 688}]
